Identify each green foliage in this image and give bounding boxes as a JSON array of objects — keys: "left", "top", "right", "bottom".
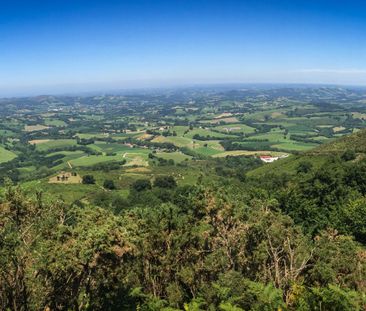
[
  {"left": 278, "top": 158, "right": 366, "bottom": 239},
  {"left": 82, "top": 174, "right": 95, "bottom": 184},
  {"left": 304, "top": 285, "right": 365, "bottom": 311},
  {"left": 219, "top": 302, "right": 244, "bottom": 311},
  {"left": 3, "top": 130, "right": 366, "bottom": 310},
  {"left": 103, "top": 179, "right": 116, "bottom": 190},
  {"left": 1, "top": 179, "right": 366, "bottom": 310},
  {"left": 131, "top": 179, "right": 152, "bottom": 192},
  {"left": 341, "top": 149, "right": 356, "bottom": 161},
  {"left": 297, "top": 160, "right": 313, "bottom": 174},
  {"left": 153, "top": 175, "right": 177, "bottom": 188}
]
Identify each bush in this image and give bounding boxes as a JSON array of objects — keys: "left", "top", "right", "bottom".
[
  {"left": 103, "top": 179, "right": 116, "bottom": 190},
  {"left": 297, "top": 161, "right": 313, "bottom": 174},
  {"left": 82, "top": 175, "right": 95, "bottom": 184},
  {"left": 341, "top": 149, "right": 356, "bottom": 161},
  {"left": 131, "top": 179, "right": 152, "bottom": 192},
  {"left": 153, "top": 176, "right": 177, "bottom": 189}
]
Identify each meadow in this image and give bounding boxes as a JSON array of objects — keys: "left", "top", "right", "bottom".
[{"left": 0, "top": 145, "right": 17, "bottom": 163}]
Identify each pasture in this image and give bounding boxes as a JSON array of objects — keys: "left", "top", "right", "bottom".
[
  {"left": 0, "top": 145, "right": 17, "bottom": 163},
  {"left": 24, "top": 124, "right": 49, "bottom": 132},
  {"left": 156, "top": 151, "right": 192, "bottom": 162},
  {"left": 35, "top": 139, "right": 77, "bottom": 151},
  {"left": 214, "top": 123, "right": 256, "bottom": 134},
  {"left": 44, "top": 119, "right": 67, "bottom": 127}
]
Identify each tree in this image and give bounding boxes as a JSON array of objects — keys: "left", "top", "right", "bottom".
[
  {"left": 153, "top": 176, "right": 177, "bottom": 188},
  {"left": 82, "top": 174, "right": 95, "bottom": 184},
  {"left": 297, "top": 160, "right": 313, "bottom": 174},
  {"left": 103, "top": 179, "right": 116, "bottom": 190},
  {"left": 131, "top": 179, "right": 152, "bottom": 192},
  {"left": 341, "top": 149, "right": 356, "bottom": 161}
]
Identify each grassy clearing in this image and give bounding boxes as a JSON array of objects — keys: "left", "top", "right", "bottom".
[
  {"left": 156, "top": 151, "right": 192, "bottom": 162},
  {"left": 271, "top": 142, "right": 318, "bottom": 151},
  {"left": 137, "top": 133, "right": 154, "bottom": 140},
  {"left": 245, "top": 128, "right": 318, "bottom": 151},
  {"left": 169, "top": 126, "right": 189, "bottom": 136},
  {"left": 24, "top": 124, "right": 49, "bottom": 132},
  {"left": 21, "top": 179, "right": 98, "bottom": 204},
  {"left": 123, "top": 154, "right": 149, "bottom": 166},
  {"left": 247, "top": 154, "right": 330, "bottom": 177},
  {"left": 214, "top": 123, "right": 256, "bottom": 134},
  {"left": 194, "top": 147, "right": 223, "bottom": 156},
  {"left": 333, "top": 126, "right": 346, "bottom": 133},
  {"left": 352, "top": 112, "right": 366, "bottom": 120},
  {"left": 70, "top": 154, "right": 124, "bottom": 167},
  {"left": 152, "top": 136, "right": 195, "bottom": 148},
  {"left": 76, "top": 133, "right": 109, "bottom": 139},
  {"left": 44, "top": 119, "right": 67, "bottom": 127},
  {"left": 36, "top": 139, "right": 77, "bottom": 151},
  {"left": 195, "top": 140, "right": 224, "bottom": 150},
  {"left": 29, "top": 139, "right": 50, "bottom": 145},
  {"left": 48, "top": 151, "right": 86, "bottom": 170},
  {"left": 185, "top": 128, "right": 235, "bottom": 138},
  {"left": 0, "top": 130, "right": 16, "bottom": 137},
  {"left": 111, "top": 132, "right": 145, "bottom": 140},
  {"left": 212, "top": 150, "right": 286, "bottom": 158},
  {"left": 93, "top": 142, "right": 149, "bottom": 155},
  {"left": 0, "top": 145, "right": 17, "bottom": 163},
  {"left": 200, "top": 117, "right": 240, "bottom": 124}
]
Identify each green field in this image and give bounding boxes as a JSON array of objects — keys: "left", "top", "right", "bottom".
[
  {"left": 47, "top": 150, "right": 86, "bottom": 169},
  {"left": 194, "top": 147, "right": 223, "bottom": 156},
  {"left": 0, "top": 130, "right": 16, "bottom": 137},
  {"left": 245, "top": 128, "right": 319, "bottom": 151},
  {"left": 185, "top": 127, "right": 235, "bottom": 138},
  {"left": 44, "top": 118, "right": 67, "bottom": 127},
  {"left": 156, "top": 151, "right": 192, "bottom": 162},
  {"left": 76, "top": 133, "right": 109, "bottom": 139},
  {"left": 0, "top": 145, "right": 17, "bottom": 163},
  {"left": 152, "top": 135, "right": 195, "bottom": 147},
  {"left": 70, "top": 154, "right": 124, "bottom": 166},
  {"left": 92, "top": 142, "right": 147, "bottom": 154},
  {"left": 214, "top": 123, "right": 256, "bottom": 134},
  {"left": 36, "top": 139, "right": 78, "bottom": 151}
]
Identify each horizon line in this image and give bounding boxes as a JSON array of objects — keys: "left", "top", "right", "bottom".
[{"left": 1, "top": 82, "right": 366, "bottom": 99}]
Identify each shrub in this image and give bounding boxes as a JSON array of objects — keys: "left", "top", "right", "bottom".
[
  {"left": 131, "top": 179, "right": 152, "bottom": 192},
  {"left": 103, "top": 179, "right": 116, "bottom": 190},
  {"left": 82, "top": 175, "right": 95, "bottom": 184},
  {"left": 153, "top": 176, "right": 177, "bottom": 189}
]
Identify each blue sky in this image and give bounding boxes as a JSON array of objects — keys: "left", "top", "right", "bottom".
[{"left": 1, "top": 0, "right": 366, "bottom": 95}]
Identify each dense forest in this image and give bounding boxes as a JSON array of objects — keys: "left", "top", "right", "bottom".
[{"left": 1, "top": 131, "right": 366, "bottom": 310}]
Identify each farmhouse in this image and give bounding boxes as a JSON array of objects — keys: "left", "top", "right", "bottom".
[
  {"left": 259, "top": 155, "right": 278, "bottom": 163},
  {"left": 259, "top": 154, "right": 289, "bottom": 163}
]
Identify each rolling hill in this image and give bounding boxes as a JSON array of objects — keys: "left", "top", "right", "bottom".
[{"left": 248, "top": 129, "right": 366, "bottom": 176}]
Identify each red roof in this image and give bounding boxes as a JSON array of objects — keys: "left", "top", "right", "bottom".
[{"left": 260, "top": 155, "right": 272, "bottom": 159}]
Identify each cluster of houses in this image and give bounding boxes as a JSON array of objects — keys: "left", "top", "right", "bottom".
[
  {"left": 49, "top": 171, "right": 82, "bottom": 184},
  {"left": 54, "top": 172, "right": 78, "bottom": 182}
]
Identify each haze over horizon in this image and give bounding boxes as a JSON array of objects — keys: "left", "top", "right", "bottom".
[{"left": 1, "top": 0, "right": 366, "bottom": 96}]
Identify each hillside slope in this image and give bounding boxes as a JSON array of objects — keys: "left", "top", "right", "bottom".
[{"left": 248, "top": 129, "right": 366, "bottom": 176}]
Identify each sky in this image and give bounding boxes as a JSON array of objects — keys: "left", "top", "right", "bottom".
[{"left": 1, "top": 0, "right": 366, "bottom": 96}]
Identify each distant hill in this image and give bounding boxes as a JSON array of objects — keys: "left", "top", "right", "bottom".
[{"left": 248, "top": 129, "right": 366, "bottom": 176}]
